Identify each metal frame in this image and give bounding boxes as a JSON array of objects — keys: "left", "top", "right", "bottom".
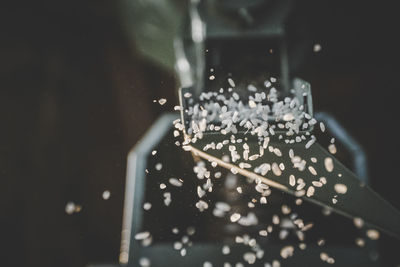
[{"left": 119, "top": 113, "right": 179, "bottom": 266}]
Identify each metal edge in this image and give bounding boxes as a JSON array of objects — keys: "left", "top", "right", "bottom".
[{"left": 119, "top": 113, "right": 179, "bottom": 265}]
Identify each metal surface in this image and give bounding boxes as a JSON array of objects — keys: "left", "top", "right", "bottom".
[
  {"left": 126, "top": 243, "right": 377, "bottom": 267},
  {"left": 120, "top": 0, "right": 186, "bottom": 71},
  {"left": 119, "top": 113, "right": 179, "bottom": 265},
  {"left": 119, "top": 1, "right": 399, "bottom": 266},
  {"left": 199, "top": 0, "right": 293, "bottom": 93},
  {"left": 315, "top": 112, "right": 369, "bottom": 184},
  {"left": 187, "top": 134, "right": 400, "bottom": 239},
  {"left": 120, "top": 114, "right": 387, "bottom": 266}
]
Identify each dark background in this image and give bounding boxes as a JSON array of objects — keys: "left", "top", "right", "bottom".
[{"left": 1, "top": 0, "right": 400, "bottom": 266}]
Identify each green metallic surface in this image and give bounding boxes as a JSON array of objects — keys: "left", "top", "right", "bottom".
[{"left": 120, "top": 0, "right": 187, "bottom": 71}]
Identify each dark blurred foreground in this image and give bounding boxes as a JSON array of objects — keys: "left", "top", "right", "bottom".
[{"left": 1, "top": 1, "right": 400, "bottom": 266}]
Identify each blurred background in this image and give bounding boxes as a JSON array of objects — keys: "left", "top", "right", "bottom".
[{"left": 1, "top": 0, "right": 400, "bottom": 266}]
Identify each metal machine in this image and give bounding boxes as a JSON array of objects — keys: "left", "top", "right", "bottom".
[{"left": 109, "top": 0, "right": 400, "bottom": 266}]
